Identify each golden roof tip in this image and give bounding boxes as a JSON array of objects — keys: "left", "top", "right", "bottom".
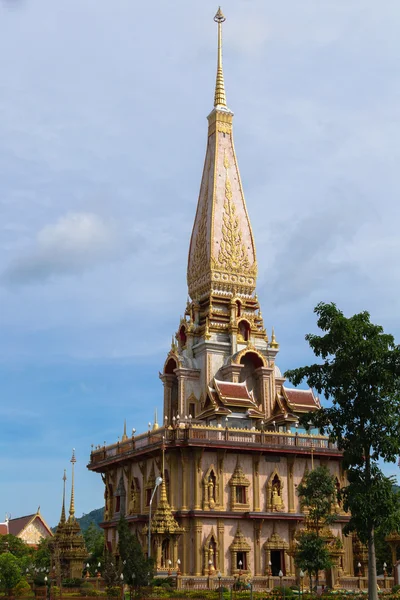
[
  {"left": 213, "top": 7, "right": 227, "bottom": 108},
  {"left": 60, "top": 469, "right": 67, "bottom": 525},
  {"left": 69, "top": 450, "right": 76, "bottom": 520},
  {"left": 122, "top": 419, "right": 128, "bottom": 441}
]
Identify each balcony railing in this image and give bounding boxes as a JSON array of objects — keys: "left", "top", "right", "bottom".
[{"left": 89, "top": 423, "right": 339, "bottom": 468}]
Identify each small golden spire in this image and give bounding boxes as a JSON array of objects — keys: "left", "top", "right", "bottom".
[
  {"left": 69, "top": 449, "right": 76, "bottom": 520},
  {"left": 160, "top": 440, "right": 168, "bottom": 504},
  {"left": 270, "top": 327, "right": 279, "bottom": 349},
  {"left": 122, "top": 419, "right": 128, "bottom": 441},
  {"left": 153, "top": 408, "right": 159, "bottom": 431},
  {"left": 213, "top": 7, "right": 227, "bottom": 108},
  {"left": 60, "top": 469, "right": 67, "bottom": 524}
]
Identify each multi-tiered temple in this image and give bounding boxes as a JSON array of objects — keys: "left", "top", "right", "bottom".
[{"left": 88, "top": 9, "right": 359, "bottom": 588}]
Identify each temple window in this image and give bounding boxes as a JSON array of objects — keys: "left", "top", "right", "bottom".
[
  {"left": 239, "top": 351, "right": 264, "bottom": 398},
  {"left": 236, "top": 551, "right": 247, "bottom": 570},
  {"left": 115, "top": 495, "right": 121, "bottom": 513},
  {"left": 235, "top": 485, "right": 246, "bottom": 504},
  {"left": 179, "top": 326, "right": 187, "bottom": 348},
  {"left": 229, "top": 525, "right": 251, "bottom": 575},
  {"left": 238, "top": 320, "right": 250, "bottom": 342},
  {"left": 189, "top": 402, "right": 195, "bottom": 418},
  {"left": 146, "top": 488, "right": 152, "bottom": 506},
  {"left": 229, "top": 458, "right": 250, "bottom": 511},
  {"left": 236, "top": 300, "right": 242, "bottom": 318}
]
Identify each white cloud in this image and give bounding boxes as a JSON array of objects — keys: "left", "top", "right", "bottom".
[{"left": 2, "top": 212, "right": 120, "bottom": 285}]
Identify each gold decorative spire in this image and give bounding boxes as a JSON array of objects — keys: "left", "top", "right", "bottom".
[
  {"left": 60, "top": 469, "right": 67, "bottom": 525},
  {"left": 187, "top": 8, "right": 257, "bottom": 300},
  {"left": 144, "top": 442, "right": 184, "bottom": 536},
  {"left": 270, "top": 327, "right": 279, "bottom": 349},
  {"left": 153, "top": 408, "right": 159, "bottom": 431},
  {"left": 214, "top": 7, "right": 227, "bottom": 108},
  {"left": 69, "top": 449, "right": 76, "bottom": 520},
  {"left": 160, "top": 441, "right": 168, "bottom": 503},
  {"left": 122, "top": 419, "right": 128, "bottom": 441}
]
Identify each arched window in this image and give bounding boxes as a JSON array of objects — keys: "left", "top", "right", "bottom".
[
  {"left": 238, "top": 320, "right": 250, "bottom": 341},
  {"left": 179, "top": 326, "right": 187, "bottom": 348},
  {"left": 239, "top": 351, "right": 264, "bottom": 398},
  {"left": 164, "top": 358, "right": 178, "bottom": 422}
]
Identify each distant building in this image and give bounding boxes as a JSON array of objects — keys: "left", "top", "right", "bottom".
[{"left": 0, "top": 509, "right": 52, "bottom": 547}]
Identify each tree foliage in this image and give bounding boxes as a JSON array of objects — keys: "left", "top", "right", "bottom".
[
  {"left": 297, "top": 466, "right": 337, "bottom": 533},
  {"left": 295, "top": 466, "right": 336, "bottom": 587},
  {"left": 294, "top": 531, "right": 332, "bottom": 591},
  {"left": 0, "top": 553, "right": 23, "bottom": 594},
  {"left": 117, "top": 516, "right": 153, "bottom": 588},
  {"left": 285, "top": 302, "right": 400, "bottom": 600},
  {"left": 84, "top": 522, "right": 104, "bottom": 574},
  {"left": 0, "top": 535, "right": 31, "bottom": 559}
]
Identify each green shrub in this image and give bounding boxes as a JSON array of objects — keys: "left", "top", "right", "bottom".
[
  {"left": 106, "top": 586, "right": 121, "bottom": 597},
  {"left": 14, "top": 578, "right": 33, "bottom": 597},
  {"left": 81, "top": 581, "right": 97, "bottom": 597},
  {"left": 393, "top": 586, "right": 400, "bottom": 594},
  {"left": 63, "top": 578, "right": 83, "bottom": 588}
]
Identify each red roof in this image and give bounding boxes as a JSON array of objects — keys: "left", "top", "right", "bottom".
[
  {"left": 215, "top": 380, "right": 252, "bottom": 401},
  {"left": 0, "top": 524, "right": 8, "bottom": 535},
  {"left": 8, "top": 515, "right": 35, "bottom": 536},
  {"left": 283, "top": 388, "right": 320, "bottom": 410}
]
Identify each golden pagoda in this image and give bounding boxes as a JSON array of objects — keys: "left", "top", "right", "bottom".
[
  {"left": 88, "top": 9, "right": 357, "bottom": 587},
  {"left": 50, "top": 451, "right": 88, "bottom": 579}
]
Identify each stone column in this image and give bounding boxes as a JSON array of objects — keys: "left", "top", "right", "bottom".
[
  {"left": 287, "top": 457, "right": 295, "bottom": 514},
  {"left": 217, "top": 451, "right": 225, "bottom": 508},
  {"left": 182, "top": 525, "right": 189, "bottom": 575},
  {"left": 254, "top": 521, "right": 262, "bottom": 576},
  {"left": 194, "top": 519, "right": 203, "bottom": 576},
  {"left": 218, "top": 519, "right": 225, "bottom": 574},
  {"left": 253, "top": 456, "right": 260, "bottom": 512},
  {"left": 194, "top": 450, "right": 202, "bottom": 510},
  {"left": 180, "top": 449, "right": 188, "bottom": 510}
]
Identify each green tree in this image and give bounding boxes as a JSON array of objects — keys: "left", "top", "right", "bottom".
[
  {"left": 285, "top": 302, "right": 400, "bottom": 600},
  {"left": 32, "top": 538, "right": 51, "bottom": 570},
  {"left": 0, "top": 553, "right": 23, "bottom": 597},
  {"left": 84, "top": 522, "right": 104, "bottom": 574},
  {"left": 117, "top": 516, "right": 153, "bottom": 591},
  {"left": 102, "top": 549, "right": 119, "bottom": 589},
  {"left": 295, "top": 466, "right": 337, "bottom": 588},
  {"left": 294, "top": 531, "right": 332, "bottom": 591},
  {"left": 0, "top": 535, "right": 31, "bottom": 559},
  {"left": 297, "top": 466, "right": 337, "bottom": 533}
]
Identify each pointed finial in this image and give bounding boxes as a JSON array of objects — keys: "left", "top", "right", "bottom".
[
  {"left": 69, "top": 449, "right": 76, "bottom": 520},
  {"left": 213, "top": 7, "right": 227, "bottom": 108},
  {"left": 122, "top": 419, "right": 128, "bottom": 441},
  {"left": 153, "top": 408, "right": 159, "bottom": 431},
  {"left": 160, "top": 441, "right": 168, "bottom": 504},
  {"left": 59, "top": 469, "right": 67, "bottom": 525},
  {"left": 270, "top": 327, "right": 279, "bottom": 349}
]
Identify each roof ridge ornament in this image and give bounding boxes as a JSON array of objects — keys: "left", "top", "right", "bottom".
[{"left": 213, "top": 7, "right": 227, "bottom": 108}]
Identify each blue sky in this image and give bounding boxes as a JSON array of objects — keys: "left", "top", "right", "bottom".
[{"left": 1, "top": 0, "right": 400, "bottom": 526}]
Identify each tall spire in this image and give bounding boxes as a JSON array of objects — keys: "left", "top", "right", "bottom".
[
  {"left": 60, "top": 469, "right": 67, "bottom": 525},
  {"left": 187, "top": 8, "right": 257, "bottom": 301},
  {"left": 214, "top": 7, "right": 227, "bottom": 108},
  {"left": 69, "top": 449, "right": 76, "bottom": 520}
]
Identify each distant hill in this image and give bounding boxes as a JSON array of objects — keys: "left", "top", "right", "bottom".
[{"left": 77, "top": 508, "right": 103, "bottom": 532}]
